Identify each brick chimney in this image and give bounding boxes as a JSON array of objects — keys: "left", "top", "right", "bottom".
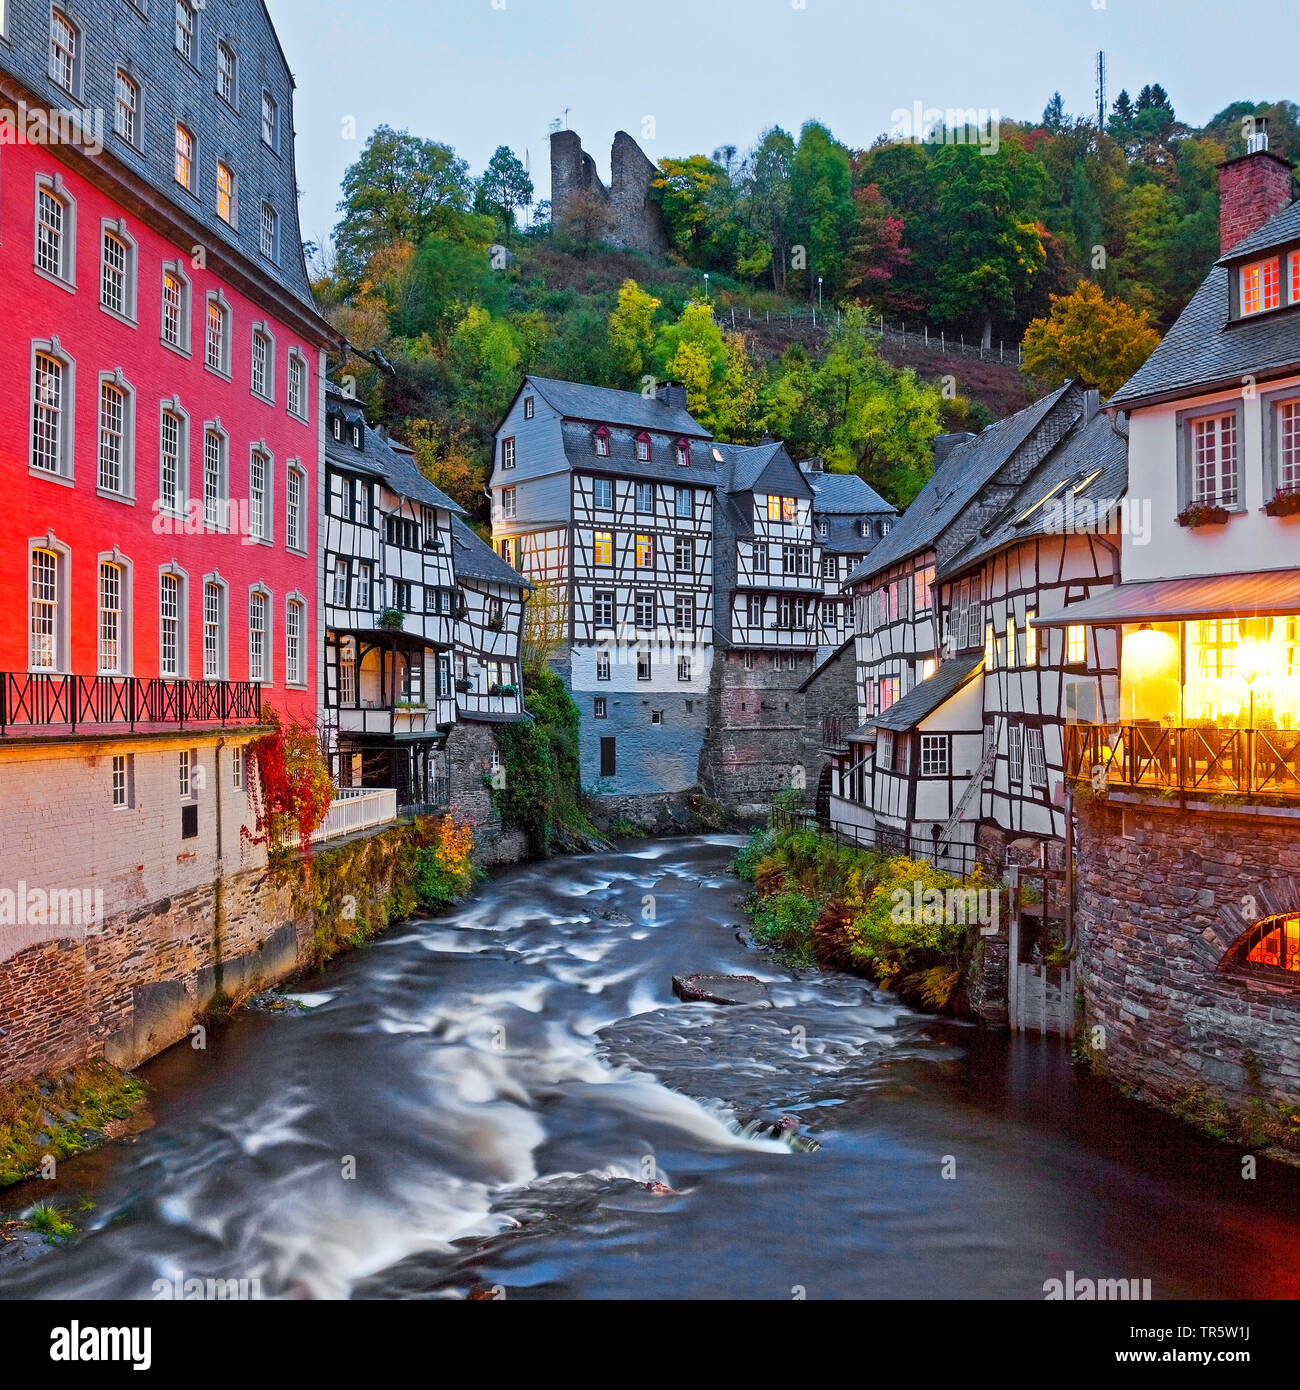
[{"left": 1219, "top": 121, "right": 1295, "bottom": 255}]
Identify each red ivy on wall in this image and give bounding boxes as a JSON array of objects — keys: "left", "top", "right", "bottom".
[{"left": 241, "top": 707, "right": 335, "bottom": 851}]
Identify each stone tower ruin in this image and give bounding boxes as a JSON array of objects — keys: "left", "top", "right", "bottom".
[{"left": 550, "top": 129, "right": 671, "bottom": 256}]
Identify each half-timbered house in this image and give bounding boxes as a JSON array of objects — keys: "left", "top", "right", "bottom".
[{"left": 322, "top": 388, "right": 462, "bottom": 808}]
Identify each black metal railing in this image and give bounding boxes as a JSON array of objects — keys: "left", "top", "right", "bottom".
[
  {"left": 0, "top": 672, "right": 262, "bottom": 733},
  {"left": 1064, "top": 723, "right": 1300, "bottom": 800},
  {"left": 770, "top": 802, "right": 976, "bottom": 879}
]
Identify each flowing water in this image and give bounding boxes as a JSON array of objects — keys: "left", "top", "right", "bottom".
[{"left": 5, "top": 835, "right": 1300, "bottom": 1301}]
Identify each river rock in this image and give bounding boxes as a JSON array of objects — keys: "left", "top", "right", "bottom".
[{"left": 671, "top": 973, "right": 769, "bottom": 1006}]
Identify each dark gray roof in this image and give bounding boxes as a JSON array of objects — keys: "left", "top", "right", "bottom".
[
  {"left": 1113, "top": 196, "right": 1300, "bottom": 408},
  {"left": 938, "top": 409, "right": 1128, "bottom": 580},
  {"left": 820, "top": 513, "right": 890, "bottom": 555},
  {"left": 324, "top": 387, "right": 465, "bottom": 514},
  {"left": 804, "top": 470, "right": 894, "bottom": 515},
  {"left": 451, "top": 517, "right": 529, "bottom": 589},
  {"left": 845, "top": 383, "right": 1075, "bottom": 586},
  {"left": 528, "top": 376, "right": 709, "bottom": 437},
  {"left": 714, "top": 440, "right": 787, "bottom": 493},
  {"left": 872, "top": 654, "right": 983, "bottom": 732},
  {"left": 560, "top": 421, "right": 724, "bottom": 486}
]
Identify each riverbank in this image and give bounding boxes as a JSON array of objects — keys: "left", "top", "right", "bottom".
[{"left": 731, "top": 819, "right": 1005, "bottom": 1018}]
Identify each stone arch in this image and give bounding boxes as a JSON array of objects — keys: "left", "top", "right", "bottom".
[{"left": 1212, "top": 875, "right": 1300, "bottom": 970}]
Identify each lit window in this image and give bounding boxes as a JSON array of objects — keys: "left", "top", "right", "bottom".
[
  {"left": 261, "top": 91, "right": 278, "bottom": 148},
  {"left": 1067, "top": 624, "right": 1086, "bottom": 665},
  {"left": 216, "top": 41, "right": 235, "bottom": 103},
  {"left": 593, "top": 530, "right": 612, "bottom": 565},
  {"left": 162, "top": 269, "right": 186, "bottom": 348},
  {"left": 1292, "top": 252, "right": 1300, "bottom": 308},
  {"left": 175, "top": 124, "right": 194, "bottom": 190},
  {"left": 1240, "top": 913, "right": 1300, "bottom": 975},
  {"left": 1241, "top": 257, "right": 1280, "bottom": 315},
  {"left": 30, "top": 548, "right": 59, "bottom": 670},
  {"left": 216, "top": 162, "right": 234, "bottom": 224},
  {"left": 636, "top": 533, "right": 654, "bottom": 568},
  {"left": 260, "top": 202, "right": 278, "bottom": 261},
  {"left": 98, "top": 561, "right": 123, "bottom": 673},
  {"left": 984, "top": 623, "right": 995, "bottom": 669},
  {"left": 114, "top": 70, "right": 138, "bottom": 144},
  {"left": 175, "top": 0, "right": 196, "bottom": 61},
  {"left": 49, "top": 11, "right": 77, "bottom": 91},
  {"left": 1025, "top": 612, "right": 1038, "bottom": 666},
  {"left": 1006, "top": 617, "right": 1016, "bottom": 668}
]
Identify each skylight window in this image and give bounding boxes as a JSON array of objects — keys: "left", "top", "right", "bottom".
[{"left": 1014, "top": 477, "right": 1070, "bottom": 525}]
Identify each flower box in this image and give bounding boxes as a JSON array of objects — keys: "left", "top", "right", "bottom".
[
  {"left": 454, "top": 678, "right": 472, "bottom": 693},
  {"left": 1264, "top": 490, "right": 1300, "bottom": 518},
  {"left": 378, "top": 607, "right": 405, "bottom": 630},
  {"left": 487, "top": 617, "right": 505, "bottom": 632},
  {"left": 1176, "top": 503, "right": 1231, "bottom": 529}
]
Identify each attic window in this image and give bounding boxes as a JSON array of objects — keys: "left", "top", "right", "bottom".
[
  {"left": 594, "top": 426, "right": 610, "bottom": 457},
  {"left": 816, "top": 518, "right": 829, "bottom": 536},
  {"left": 330, "top": 415, "right": 341, "bottom": 441},
  {"left": 351, "top": 424, "right": 362, "bottom": 449},
  {"left": 524, "top": 395, "right": 535, "bottom": 420},
  {"left": 675, "top": 439, "right": 690, "bottom": 467},
  {"left": 1241, "top": 256, "right": 1281, "bottom": 316},
  {"left": 1015, "top": 477, "right": 1070, "bottom": 526},
  {"left": 878, "top": 518, "right": 891, "bottom": 536},
  {"left": 636, "top": 432, "right": 650, "bottom": 462},
  {"left": 712, "top": 447, "right": 724, "bottom": 463},
  {"left": 1070, "top": 467, "right": 1103, "bottom": 498}
]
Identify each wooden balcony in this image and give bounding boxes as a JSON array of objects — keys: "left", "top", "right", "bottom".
[
  {"left": 0, "top": 671, "right": 261, "bottom": 735},
  {"left": 1065, "top": 723, "right": 1300, "bottom": 801},
  {"left": 822, "top": 713, "right": 852, "bottom": 751},
  {"left": 337, "top": 698, "right": 456, "bottom": 737}
]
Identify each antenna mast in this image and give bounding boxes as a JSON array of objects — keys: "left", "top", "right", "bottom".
[{"left": 1096, "top": 50, "right": 1106, "bottom": 131}]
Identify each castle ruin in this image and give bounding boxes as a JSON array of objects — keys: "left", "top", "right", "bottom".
[{"left": 550, "top": 129, "right": 671, "bottom": 256}]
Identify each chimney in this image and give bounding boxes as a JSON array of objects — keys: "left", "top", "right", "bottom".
[
  {"left": 1219, "top": 119, "right": 1295, "bottom": 255},
  {"left": 655, "top": 381, "right": 687, "bottom": 411},
  {"left": 1082, "top": 389, "right": 1101, "bottom": 424},
  {"left": 932, "top": 431, "right": 975, "bottom": 468}
]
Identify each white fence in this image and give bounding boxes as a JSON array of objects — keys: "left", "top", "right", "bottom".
[{"left": 311, "top": 786, "right": 398, "bottom": 844}]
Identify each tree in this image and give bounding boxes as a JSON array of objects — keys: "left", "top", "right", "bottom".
[
  {"left": 475, "top": 145, "right": 534, "bottom": 241},
  {"left": 711, "top": 333, "right": 765, "bottom": 443},
  {"left": 651, "top": 155, "right": 735, "bottom": 265},
  {"left": 739, "top": 126, "right": 796, "bottom": 292},
  {"left": 1042, "top": 92, "right": 1068, "bottom": 134},
  {"left": 406, "top": 418, "right": 488, "bottom": 517},
  {"left": 653, "top": 301, "right": 727, "bottom": 429},
  {"left": 607, "top": 280, "right": 661, "bottom": 386},
  {"left": 449, "top": 304, "right": 521, "bottom": 416},
  {"left": 844, "top": 182, "right": 911, "bottom": 305},
  {"left": 521, "top": 578, "right": 569, "bottom": 675},
  {"left": 334, "top": 126, "right": 474, "bottom": 282},
  {"left": 789, "top": 121, "right": 855, "bottom": 299},
  {"left": 558, "top": 186, "right": 612, "bottom": 258},
  {"left": 1021, "top": 279, "right": 1160, "bottom": 397},
  {"left": 928, "top": 143, "right": 1046, "bottom": 347}
]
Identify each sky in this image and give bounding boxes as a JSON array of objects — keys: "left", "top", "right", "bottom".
[{"left": 267, "top": 0, "right": 1300, "bottom": 256}]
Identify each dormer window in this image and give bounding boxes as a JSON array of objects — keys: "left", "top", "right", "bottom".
[
  {"left": 878, "top": 518, "right": 892, "bottom": 536},
  {"left": 1241, "top": 256, "right": 1280, "bottom": 315},
  {"left": 675, "top": 439, "right": 690, "bottom": 467},
  {"left": 816, "top": 517, "right": 829, "bottom": 537},
  {"left": 1291, "top": 251, "right": 1300, "bottom": 305},
  {"left": 331, "top": 415, "right": 342, "bottom": 441},
  {"left": 594, "top": 426, "right": 610, "bottom": 457},
  {"left": 351, "top": 424, "right": 362, "bottom": 449},
  {"left": 636, "top": 433, "right": 650, "bottom": 462}
]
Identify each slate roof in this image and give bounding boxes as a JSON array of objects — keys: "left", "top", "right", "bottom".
[
  {"left": 324, "top": 387, "right": 465, "bottom": 514},
  {"left": 845, "top": 383, "right": 1075, "bottom": 586},
  {"left": 527, "top": 375, "right": 709, "bottom": 437},
  {"left": 937, "top": 409, "right": 1128, "bottom": 580},
  {"left": 871, "top": 653, "right": 984, "bottom": 733},
  {"left": 1112, "top": 197, "right": 1300, "bottom": 408},
  {"left": 714, "top": 440, "right": 789, "bottom": 494},
  {"left": 560, "top": 421, "right": 725, "bottom": 486},
  {"left": 451, "top": 517, "right": 530, "bottom": 590},
  {"left": 803, "top": 470, "right": 894, "bottom": 515}
]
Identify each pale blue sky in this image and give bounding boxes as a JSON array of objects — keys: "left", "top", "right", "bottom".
[{"left": 267, "top": 0, "right": 1300, "bottom": 255}]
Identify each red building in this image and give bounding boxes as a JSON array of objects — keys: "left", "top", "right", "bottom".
[{"left": 0, "top": 0, "right": 334, "bottom": 940}]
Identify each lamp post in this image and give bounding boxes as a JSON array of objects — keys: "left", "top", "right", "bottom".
[
  {"left": 703, "top": 272, "right": 710, "bottom": 300},
  {"left": 818, "top": 276, "right": 823, "bottom": 308}
]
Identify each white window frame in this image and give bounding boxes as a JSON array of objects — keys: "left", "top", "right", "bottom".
[
  {"left": 158, "top": 565, "right": 189, "bottom": 679},
  {"left": 97, "top": 552, "right": 132, "bottom": 675},
  {"left": 175, "top": 0, "right": 196, "bottom": 62},
  {"left": 29, "top": 539, "right": 70, "bottom": 672},
  {"left": 1026, "top": 726, "right": 1048, "bottom": 788},
  {"left": 30, "top": 340, "right": 75, "bottom": 482},
  {"left": 34, "top": 173, "right": 76, "bottom": 289},
  {"left": 1008, "top": 723, "right": 1025, "bottom": 784},
  {"left": 592, "top": 476, "right": 612, "bottom": 510},
  {"left": 1176, "top": 401, "right": 1244, "bottom": 513},
  {"left": 286, "top": 462, "right": 306, "bottom": 553},
  {"left": 286, "top": 350, "right": 308, "bottom": 420},
  {"left": 248, "top": 445, "right": 273, "bottom": 543},
  {"left": 260, "top": 89, "right": 278, "bottom": 149},
  {"left": 919, "top": 733, "right": 949, "bottom": 778},
  {"left": 202, "top": 423, "right": 230, "bottom": 532},
  {"left": 216, "top": 39, "right": 236, "bottom": 105},
  {"left": 500, "top": 485, "right": 516, "bottom": 520},
  {"left": 158, "top": 399, "right": 189, "bottom": 518},
  {"left": 250, "top": 323, "right": 275, "bottom": 402},
  {"left": 96, "top": 369, "right": 136, "bottom": 500},
  {"left": 284, "top": 594, "right": 306, "bottom": 688},
  {"left": 99, "top": 219, "right": 138, "bottom": 323},
  {"left": 259, "top": 200, "right": 279, "bottom": 262},
  {"left": 48, "top": 9, "right": 80, "bottom": 95},
  {"left": 201, "top": 574, "right": 228, "bottom": 680},
  {"left": 248, "top": 586, "right": 271, "bottom": 684}
]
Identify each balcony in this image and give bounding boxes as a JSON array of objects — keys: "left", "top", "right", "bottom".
[
  {"left": 822, "top": 713, "right": 852, "bottom": 751},
  {"left": 0, "top": 672, "right": 261, "bottom": 735},
  {"left": 337, "top": 697, "right": 456, "bottom": 737},
  {"left": 1065, "top": 722, "right": 1300, "bottom": 802},
  {"left": 311, "top": 786, "right": 398, "bottom": 844}
]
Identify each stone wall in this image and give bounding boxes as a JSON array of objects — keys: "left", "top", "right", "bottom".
[
  {"left": 0, "top": 824, "right": 418, "bottom": 1087},
  {"left": 798, "top": 644, "right": 857, "bottom": 800},
  {"left": 1075, "top": 794, "right": 1300, "bottom": 1123},
  {"left": 701, "top": 652, "right": 810, "bottom": 815},
  {"left": 446, "top": 721, "right": 530, "bottom": 865},
  {"left": 550, "top": 129, "right": 670, "bottom": 255}
]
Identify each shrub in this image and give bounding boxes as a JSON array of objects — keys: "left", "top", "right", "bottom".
[
  {"left": 730, "top": 827, "right": 774, "bottom": 881},
  {"left": 411, "top": 813, "right": 478, "bottom": 910},
  {"left": 750, "top": 890, "right": 819, "bottom": 966}
]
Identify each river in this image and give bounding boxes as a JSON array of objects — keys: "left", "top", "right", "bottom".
[{"left": 4, "top": 834, "right": 1300, "bottom": 1301}]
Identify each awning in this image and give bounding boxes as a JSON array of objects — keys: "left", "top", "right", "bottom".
[{"left": 1031, "top": 569, "right": 1300, "bottom": 626}]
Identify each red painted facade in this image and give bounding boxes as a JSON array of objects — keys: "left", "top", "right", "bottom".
[{"left": 0, "top": 136, "right": 323, "bottom": 727}]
